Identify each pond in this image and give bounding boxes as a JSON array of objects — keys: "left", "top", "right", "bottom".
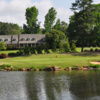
[{"left": 0, "top": 70, "right": 100, "bottom": 100}]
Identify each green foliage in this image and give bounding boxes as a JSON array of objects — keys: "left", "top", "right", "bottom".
[
  {"left": 24, "top": 45, "right": 30, "bottom": 55},
  {"left": 23, "top": 6, "right": 40, "bottom": 34},
  {"left": 0, "top": 64, "right": 11, "bottom": 69},
  {"left": 30, "top": 47, "right": 36, "bottom": 54},
  {"left": 44, "top": 7, "right": 57, "bottom": 33},
  {"left": 0, "top": 22, "right": 21, "bottom": 35},
  {"left": 53, "top": 19, "right": 62, "bottom": 30},
  {"left": 8, "top": 53, "right": 17, "bottom": 57},
  {"left": 71, "top": 43, "right": 76, "bottom": 52},
  {"left": 70, "top": 0, "right": 96, "bottom": 52},
  {"left": 46, "top": 29, "right": 66, "bottom": 48},
  {"left": 44, "top": 43, "right": 50, "bottom": 53},
  {"left": 36, "top": 45, "right": 43, "bottom": 54},
  {"left": 63, "top": 42, "right": 71, "bottom": 52},
  {"left": 8, "top": 45, "right": 12, "bottom": 50},
  {"left": 0, "top": 42, "right": 6, "bottom": 51},
  {"left": 52, "top": 42, "right": 57, "bottom": 52},
  {"left": 59, "top": 42, "right": 64, "bottom": 53},
  {"left": 89, "top": 64, "right": 100, "bottom": 68}
]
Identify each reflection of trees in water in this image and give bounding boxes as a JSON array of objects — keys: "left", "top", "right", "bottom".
[
  {"left": 25, "top": 71, "right": 70, "bottom": 100},
  {"left": 69, "top": 70, "right": 100, "bottom": 100}
]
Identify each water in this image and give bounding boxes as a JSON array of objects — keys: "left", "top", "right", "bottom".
[{"left": 0, "top": 70, "right": 100, "bottom": 100}]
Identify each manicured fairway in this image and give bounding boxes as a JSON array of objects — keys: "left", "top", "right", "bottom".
[{"left": 0, "top": 52, "right": 100, "bottom": 70}]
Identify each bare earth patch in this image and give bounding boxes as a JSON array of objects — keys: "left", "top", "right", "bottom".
[{"left": 90, "top": 61, "right": 100, "bottom": 65}]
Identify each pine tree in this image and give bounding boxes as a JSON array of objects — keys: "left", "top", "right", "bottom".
[{"left": 71, "top": 0, "right": 95, "bottom": 52}]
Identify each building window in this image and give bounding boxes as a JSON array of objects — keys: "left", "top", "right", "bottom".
[
  {"left": 27, "top": 38, "right": 31, "bottom": 41},
  {"left": 0, "top": 38, "right": 3, "bottom": 41},
  {"left": 13, "top": 38, "right": 17, "bottom": 41},
  {"left": 5, "top": 38, "right": 9, "bottom": 41},
  {"left": 32, "top": 38, "right": 36, "bottom": 41},
  {"left": 22, "top": 38, "right": 25, "bottom": 41}
]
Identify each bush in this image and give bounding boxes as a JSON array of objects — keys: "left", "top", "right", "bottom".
[
  {"left": 63, "top": 42, "right": 71, "bottom": 52},
  {"left": 36, "top": 45, "right": 43, "bottom": 54},
  {"left": 24, "top": 45, "right": 30, "bottom": 55},
  {"left": 89, "top": 64, "right": 100, "bottom": 68},
  {"left": 8, "top": 45, "right": 13, "bottom": 50},
  {"left": 0, "top": 53, "right": 8, "bottom": 58},
  {"left": 30, "top": 47, "right": 36, "bottom": 54},
  {"left": 17, "top": 50, "right": 24, "bottom": 56},
  {"left": 90, "top": 46, "right": 93, "bottom": 52},
  {"left": 1, "top": 64, "right": 11, "bottom": 69},
  {"left": 95, "top": 47, "right": 99, "bottom": 52},
  {"left": 71, "top": 43, "right": 76, "bottom": 52},
  {"left": 84, "top": 49, "right": 89, "bottom": 52},
  {"left": 44, "top": 43, "right": 50, "bottom": 53},
  {"left": 8, "top": 53, "right": 17, "bottom": 57},
  {"left": 0, "top": 42, "right": 6, "bottom": 51}
]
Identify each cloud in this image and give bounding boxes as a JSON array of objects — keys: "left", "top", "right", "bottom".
[
  {"left": 0, "top": 0, "right": 73, "bottom": 28},
  {"left": 93, "top": 0, "right": 100, "bottom": 4},
  {"left": 56, "top": 8, "right": 73, "bottom": 24}
]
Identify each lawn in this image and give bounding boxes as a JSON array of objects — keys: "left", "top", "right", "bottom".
[{"left": 0, "top": 52, "right": 100, "bottom": 70}]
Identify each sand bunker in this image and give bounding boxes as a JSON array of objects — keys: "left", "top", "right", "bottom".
[{"left": 90, "top": 61, "right": 100, "bottom": 65}]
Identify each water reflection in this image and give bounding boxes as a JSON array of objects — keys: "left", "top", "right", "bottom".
[{"left": 0, "top": 70, "right": 100, "bottom": 100}]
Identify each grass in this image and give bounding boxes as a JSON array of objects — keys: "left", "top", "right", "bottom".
[
  {"left": 0, "top": 52, "right": 100, "bottom": 70},
  {"left": 0, "top": 50, "right": 18, "bottom": 54},
  {"left": 0, "top": 47, "right": 100, "bottom": 70}
]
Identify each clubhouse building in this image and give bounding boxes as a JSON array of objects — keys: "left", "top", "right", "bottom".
[{"left": 0, "top": 34, "right": 46, "bottom": 48}]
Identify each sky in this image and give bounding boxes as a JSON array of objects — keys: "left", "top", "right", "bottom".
[{"left": 0, "top": 0, "right": 100, "bottom": 28}]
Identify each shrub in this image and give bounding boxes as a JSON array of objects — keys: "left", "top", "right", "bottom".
[
  {"left": 24, "top": 45, "right": 30, "bottom": 55},
  {"left": 8, "top": 53, "right": 17, "bottom": 57},
  {"left": 30, "top": 47, "right": 36, "bottom": 54},
  {"left": 0, "top": 42, "right": 6, "bottom": 51},
  {"left": 89, "top": 64, "right": 100, "bottom": 68},
  {"left": 36, "top": 45, "right": 43, "bottom": 54},
  {"left": 0, "top": 53, "right": 8, "bottom": 58},
  {"left": 1, "top": 64, "right": 11, "bottom": 69},
  {"left": 44, "top": 43, "right": 50, "bottom": 53},
  {"left": 90, "top": 46, "right": 93, "bottom": 52},
  {"left": 71, "top": 43, "right": 76, "bottom": 52},
  {"left": 8, "top": 45, "right": 13, "bottom": 50},
  {"left": 63, "top": 42, "right": 71, "bottom": 52},
  {"left": 95, "top": 46, "right": 99, "bottom": 52},
  {"left": 17, "top": 50, "right": 24, "bottom": 56},
  {"left": 84, "top": 49, "right": 89, "bottom": 52}
]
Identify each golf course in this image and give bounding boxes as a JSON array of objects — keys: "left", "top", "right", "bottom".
[{"left": 0, "top": 47, "right": 100, "bottom": 70}]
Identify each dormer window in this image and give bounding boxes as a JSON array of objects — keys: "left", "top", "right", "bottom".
[
  {"left": 5, "top": 38, "right": 9, "bottom": 41},
  {"left": 22, "top": 38, "right": 25, "bottom": 41},
  {"left": 13, "top": 38, "right": 17, "bottom": 41},
  {"left": 0, "top": 38, "right": 3, "bottom": 41},
  {"left": 32, "top": 38, "right": 36, "bottom": 41},
  {"left": 27, "top": 38, "right": 31, "bottom": 41}
]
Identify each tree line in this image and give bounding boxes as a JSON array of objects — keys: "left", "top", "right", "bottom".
[{"left": 0, "top": 0, "right": 100, "bottom": 52}]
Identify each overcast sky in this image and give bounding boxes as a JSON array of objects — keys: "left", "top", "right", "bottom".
[{"left": 0, "top": 0, "right": 100, "bottom": 28}]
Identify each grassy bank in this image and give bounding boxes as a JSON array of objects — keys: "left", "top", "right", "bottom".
[{"left": 0, "top": 52, "right": 100, "bottom": 70}]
